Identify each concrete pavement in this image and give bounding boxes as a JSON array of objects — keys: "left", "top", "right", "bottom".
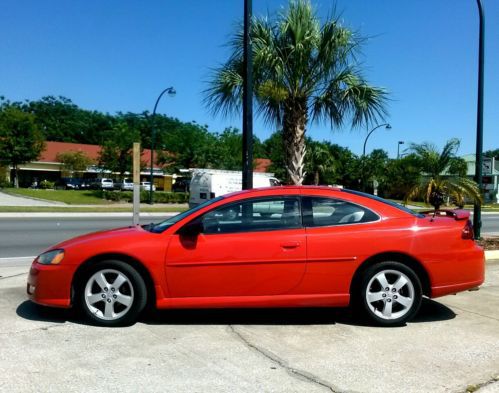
[{"left": 0, "top": 260, "right": 498, "bottom": 392}]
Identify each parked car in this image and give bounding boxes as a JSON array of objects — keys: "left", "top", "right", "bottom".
[
  {"left": 114, "top": 178, "right": 134, "bottom": 191},
  {"left": 89, "top": 178, "right": 114, "bottom": 190},
  {"left": 27, "top": 186, "right": 484, "bottom": 327},
  {"left": 55, "top": 178, "right": 89, "bottom": 190},
  {"left": 140, "top": 181, "right": 156, "bottom": 191}
]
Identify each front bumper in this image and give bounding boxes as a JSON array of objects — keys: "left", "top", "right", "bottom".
[{"left": 27, "top": 262, "right": 75, "bottom": 308}]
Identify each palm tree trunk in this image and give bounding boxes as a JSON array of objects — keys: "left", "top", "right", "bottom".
[
  {"left": 282, "top": 98, "right": 307, "bottom": 185},
  {"left": 314, "top": 170, "right": 319, "bottom": 185}
]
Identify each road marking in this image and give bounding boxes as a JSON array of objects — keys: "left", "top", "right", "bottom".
[{"left": 0, "top": 256, "right": 36, "bottom": 261}]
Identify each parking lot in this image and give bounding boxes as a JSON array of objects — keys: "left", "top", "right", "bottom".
[{"left": 1, "top": 260, "right": 498, "bottom": 393}]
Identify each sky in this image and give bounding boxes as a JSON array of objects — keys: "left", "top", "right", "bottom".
[{"left": 1, "top": 0, "right": 498, "bottom": 158}]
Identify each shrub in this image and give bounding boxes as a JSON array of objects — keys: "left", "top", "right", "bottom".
[
  {"left": 99, "top": 190, "right": 188, "bottom": 204},
  {"left": 39, "top": 180, "right": 55, "bottom": 189}
]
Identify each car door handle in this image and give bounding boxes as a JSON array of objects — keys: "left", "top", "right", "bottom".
[{"left": 280, "top": 241, "right": 301, "bottom": 249}]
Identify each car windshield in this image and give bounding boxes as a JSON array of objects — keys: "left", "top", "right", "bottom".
[
  {"left": 342, "top": 189, "right": 425, "bottom": 218},
  {"left": 147, "top": 196, "right": 224, "bottom": 233}
]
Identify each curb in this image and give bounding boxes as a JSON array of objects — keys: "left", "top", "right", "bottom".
[
  {"left": 486, "top": 250, "right": 499, "bottom": 261},
  {"left": 0, "top": 212, "right": 177, "bottom": 218}
]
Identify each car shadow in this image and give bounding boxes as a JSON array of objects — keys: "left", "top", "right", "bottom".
[
  {"left": 16, "top": 300, "right": 73, "bottom": 324},
  {"left": 17, "top": 297, "right": 455, "bottom": 327},
  {"left": 142, "top": 297, "right": 456, "bottom": 327}
]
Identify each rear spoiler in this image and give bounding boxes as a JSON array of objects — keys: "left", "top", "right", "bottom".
[{"left": 421, "top": 209, "right": 470, "bottom": 220}]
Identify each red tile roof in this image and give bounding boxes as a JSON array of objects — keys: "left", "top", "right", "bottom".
[
  {"left": 38, "top": 141, "right": 273, "bottom": 172},
  {"left": 38, "top": 141, "right": 160, "bottom": 168},
  {"left": 254, "top": 158, "right": 271, "bottom": 173}
]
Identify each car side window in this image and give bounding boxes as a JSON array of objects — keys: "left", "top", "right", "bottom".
[
  {"left": 200, "top": 197, "right": 301, "bottom": 234},
  {"left": 302, "top": 197, "right": 379, "bottom": 227}
]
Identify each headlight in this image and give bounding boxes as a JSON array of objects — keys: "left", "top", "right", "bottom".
[{"left": 36, "top": 249, "right": 65, "bottom": 265}]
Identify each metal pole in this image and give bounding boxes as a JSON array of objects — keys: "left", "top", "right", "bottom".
[
  {"left": 242, "top": 0, "right": 253, "bottom": 190},
  {"left": 132, "top": 142, "right": 141, "bottom": 226},
  {"left": 473, "top": 0, "right": 484, "bottom": 239},
  {"left": 362, "top": 123, "right": 390, "bottom": 157},
  {"left": 149, "top": 87, "right": 175, "bottom": 204}
]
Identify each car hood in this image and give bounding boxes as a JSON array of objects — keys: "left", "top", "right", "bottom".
[{"left": 48, "top": 226, "right": 147, "bottom": 251}]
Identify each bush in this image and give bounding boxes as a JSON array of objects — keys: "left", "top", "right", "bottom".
[
  {"left": 100, "top": 190, "right": 188, "bottom": 204},
  {"left": 39, "top": 180, "right": 55, "bottom": 189}
]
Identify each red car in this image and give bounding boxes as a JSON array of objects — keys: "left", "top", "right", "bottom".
[{"left": 27, "top": 186, "right": 484, "bottom": 327}]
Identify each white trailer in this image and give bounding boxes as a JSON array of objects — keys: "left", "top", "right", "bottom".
[{"left": 189, "top": 169, "right": 281, "bottom": 207}]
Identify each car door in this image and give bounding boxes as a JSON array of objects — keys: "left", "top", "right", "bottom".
[
  {"left": 301, "top": 196, "right": 381, "bottom": 295},
  {"left": 165, "top": 196, "right": 306, "bottom": 297}
]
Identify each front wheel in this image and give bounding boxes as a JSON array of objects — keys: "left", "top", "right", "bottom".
[
  {"left": 358, "top": 261, "right": 422, "bottom": 326},
  {"left": 76, "top": 260, "right": 147, "bottom": 327}
]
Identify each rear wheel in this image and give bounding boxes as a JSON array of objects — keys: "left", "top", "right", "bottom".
[
  {"left": 358, "top": 261, "right": 422, "bottom": 326},
  {"left": 76, "top": 260, "right": 147, "bottom": 327}
]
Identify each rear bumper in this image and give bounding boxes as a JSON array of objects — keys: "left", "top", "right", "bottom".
[
  {"left": 430, "top": 244, "right": 485, "bottom": 298},
  {"left": 27, "top": 262, "right": 75, "bottom": 308}
]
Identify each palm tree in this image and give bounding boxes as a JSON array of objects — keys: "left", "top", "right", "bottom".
[
  {"left": 404, "top": 138, "right": 482, "bottom": 209},
  {"left": 204, "top": 0, "right": 388, "bottom": 184},
  {"left": 306, "top": 140, "right": 335, "bottom": 185}
]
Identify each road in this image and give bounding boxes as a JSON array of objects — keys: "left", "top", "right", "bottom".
[
  {"left": 0, "top": 213, "right": 497, "bottom": 259},
  {"left": 0, "top": 215, "right": 166, "bottom": 258}
]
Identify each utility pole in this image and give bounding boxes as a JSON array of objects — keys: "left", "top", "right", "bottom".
[
  {"left": 473, "top": 0, "right": 485, "bottom": 239},
  {"left": 242, "top": 0, "right": 253, "bottom": 190}
]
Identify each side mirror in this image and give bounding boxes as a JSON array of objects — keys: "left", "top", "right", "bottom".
[{"left": 178, "top": 220, "right": 203, "bottom": 237}]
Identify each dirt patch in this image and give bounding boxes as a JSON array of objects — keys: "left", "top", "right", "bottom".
[{"left": 476, "top": 237, "right": 499, "bottom": 251}]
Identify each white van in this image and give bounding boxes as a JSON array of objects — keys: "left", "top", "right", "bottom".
[{"left": 189, "top": 169, "right": 281, "bottom": 207}]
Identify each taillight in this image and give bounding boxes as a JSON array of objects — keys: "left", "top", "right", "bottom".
[{"left": 462, "top": 220, "right": 474, "bottom": 239}]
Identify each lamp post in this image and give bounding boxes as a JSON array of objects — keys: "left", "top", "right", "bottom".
[
  {"left": 397, "top": 141, "right": 405, "bottom": 159},
  {"left": 473, "top": 0, "right": 485, "bottom": 239},
  {"left": 242, "top": 0, "right": 253, "bottom": 190},
  {"left": 361, "top": 123, "right": 391, "bottom": 192},
  {"left": 362, "top": 123, "right": 391, "bottom": 157},
  {"left": 149, "top": 87, "right": 176, "bottom": 204}
]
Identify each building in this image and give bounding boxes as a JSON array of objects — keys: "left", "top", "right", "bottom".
[
  {"left": 2, "top": 141, "right": 272, "bottom": 190},
  {"left": 462, "top": 154, "right": 499, "bottom": 203}
]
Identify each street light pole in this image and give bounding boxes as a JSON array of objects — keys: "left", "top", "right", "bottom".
[
  {"left": 362, "top": 123, "right": 391, "bottom": 157},
  {"left": 242, "top": 0, "right": 253, "bottom": 190},
  {"left": 361, "top": 123, "right": 391, "bottom": 192},
  {"left": 149, "top": 87, "right": 176, "bottom": 205},
  {"left": 473, "top": 0, "right": 485, "bottom": 239},
  {"left": 397, "top": 141, "right": 405, "bottom": 159}
]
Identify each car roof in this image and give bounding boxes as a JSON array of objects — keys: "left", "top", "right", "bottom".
[{"left": 224, "top": 185, "right": 343, "bottom": 198}]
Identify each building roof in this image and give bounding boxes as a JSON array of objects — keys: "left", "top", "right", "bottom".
[
  {"left": 38, "top": 141, "right": 160, "bottom": 168},
  {"left": 254, "top": 158, "right": 271, "bottom": 173},
  {"left": 38, "top": 141, "right": 272, "bottom": 172}
]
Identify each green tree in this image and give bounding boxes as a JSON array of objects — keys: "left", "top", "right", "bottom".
[
  {"left": 0, "top": 105, "right": 45, "bottom": 187},
  {"left": 205, "top": 0, "right": 387, "bottom": 185},
  {"left": 404, "top": 138, "right": 481, "bottom": 209},
  {"left": 305, "top": 140, "right": 335, "bottom": 185},
  {"left": 26, "top": 96, "right": 114, "bottom": 144},
  {"left": 384, "top": 154, "right": 422, "bottom": 200},
  {"left": 56, "top": 151, "right": 94, "bottom": 177},
  {"left": 99, "top": 120, "right": 142, "bottom": 177},
  {"left": 484, "top": 149, "right": 499, "bottom": 159},
  {"left": 263, "top": 131, "right": 287, "bottom": 181}
]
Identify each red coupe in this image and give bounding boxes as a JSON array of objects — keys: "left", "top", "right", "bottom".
[{"left": 27, "top": 187, "right": 484, "bottom": 327}]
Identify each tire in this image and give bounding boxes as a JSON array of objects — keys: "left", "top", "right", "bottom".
[
  {"left": 357, "top": 261, "right": 422, "bottom": 326},
  {"left": 76, "top": 260, "right": 147, "bottom": 327}
]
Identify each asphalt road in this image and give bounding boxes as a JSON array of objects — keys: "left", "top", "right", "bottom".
[
  {"left": 0, "top": 213, "right": 498, "bottom": 259},
  {"left": 0, "top": 260, "right": 498, "bottom": 392},
  {"left": 0, "top": 216, "right": 166, "bottom": 258}
]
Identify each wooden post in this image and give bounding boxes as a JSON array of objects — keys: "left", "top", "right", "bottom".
[{"left": 133, "top": 142, "right": 141, "bottom": 226}]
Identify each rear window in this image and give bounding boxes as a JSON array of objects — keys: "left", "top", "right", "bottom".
[{"left": 342, "top": 189, "right": 424, "bottom": 218}]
